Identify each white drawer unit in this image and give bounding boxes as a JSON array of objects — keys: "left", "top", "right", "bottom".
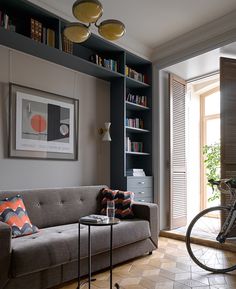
[
  {"left": 127, "top": 176, "right": 152, "bottom": 188},
  {"left": 127, "top": 176, "right": 153, "bottom": 203},
  {"left": 134, "top": 196, "right": 152, "bottom": 203}
]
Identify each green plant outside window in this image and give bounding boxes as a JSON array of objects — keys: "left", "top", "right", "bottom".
[{"left": 203, "top": 142, "right": 220, "bottom": 202}]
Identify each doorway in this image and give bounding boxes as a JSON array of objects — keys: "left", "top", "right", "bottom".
[
  {"left": 187, "top": 74, "right": 220, "bottom": 219},
  {"left": 163, "top": 74, "right": 221, "bottom": 237}
]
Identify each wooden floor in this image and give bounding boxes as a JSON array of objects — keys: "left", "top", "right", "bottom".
[{"left": 57, "top": 237, "right": 236, "bottom": 289}]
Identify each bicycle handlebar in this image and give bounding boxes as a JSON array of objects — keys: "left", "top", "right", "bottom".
[{"left": 208, "top": 178, "right": 236, "bottom": 189}]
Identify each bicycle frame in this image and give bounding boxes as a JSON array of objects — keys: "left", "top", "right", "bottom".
[{"left": 217, "top": 198, "right": 236, "bottom": 243}]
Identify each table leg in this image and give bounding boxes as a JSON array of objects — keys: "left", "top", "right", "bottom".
[
  {"left": 110, "top": 225, "right": 113, "bottom": 289},
  {"left": 111, "top": 225, "right": 120, "bottom": 289},
  {"left": 77, "top": 222, "right": 80, "bottom": 289},
  {"left": 88, "top": 225, "right": 91, "bottom": 289}
]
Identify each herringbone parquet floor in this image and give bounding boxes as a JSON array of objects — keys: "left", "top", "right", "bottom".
[{"left": 57, "top": 237, "right": 236, "bottom": 289}]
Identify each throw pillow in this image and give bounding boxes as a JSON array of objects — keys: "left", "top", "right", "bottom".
[
  {"left": 100, "top": 188, "right": 134, "bottom": 219},
  {"left": 0, "top": 195, "right": 39, "bottom": 238}
]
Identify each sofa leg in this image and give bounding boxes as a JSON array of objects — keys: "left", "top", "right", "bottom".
[{"left": 148, "top": 251, "right": 153, "bottom": 255}]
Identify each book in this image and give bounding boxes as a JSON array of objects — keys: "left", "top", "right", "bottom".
[
  {"left": 127, "top": 168, "right": 146, "bottom": 176},
  {"left": 47, "top": 28, "right": 55, "bottom": 47},
  {"left": 80, "top": 214, "right": 109, "bottom": 223}
]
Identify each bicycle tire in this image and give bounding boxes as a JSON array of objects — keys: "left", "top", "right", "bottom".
[{"left": 186, "top": 206, "right": 236, "bottom": 273}]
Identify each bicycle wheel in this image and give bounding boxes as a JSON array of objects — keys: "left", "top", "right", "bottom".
[{"left": 186, "top": 206, "right": 236, "bottom": 273}]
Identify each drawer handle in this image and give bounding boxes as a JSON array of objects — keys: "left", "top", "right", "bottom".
[
  {"left": 138, "top": 199, "right": 145, "bottom": 202},
  {"left": 138, "top": 192, "right": 145, "bottom": 194},
  {"left": 138, "top": 181, "right": 145, "bottom": 185}
]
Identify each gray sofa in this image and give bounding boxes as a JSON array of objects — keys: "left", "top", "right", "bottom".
[{"left": 0, "top": 185, "right": 159, "bottom": 289}]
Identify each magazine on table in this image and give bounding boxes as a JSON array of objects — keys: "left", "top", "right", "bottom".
[{"left": 80, "top": 214, "right": 109, "bottom": 223}]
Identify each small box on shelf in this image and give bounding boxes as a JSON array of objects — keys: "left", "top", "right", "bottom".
[{"left": 126, "top": 168, "right": 146, "bottom": 176}]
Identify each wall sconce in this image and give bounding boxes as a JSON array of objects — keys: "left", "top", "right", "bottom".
[{"left": 99, "top": 122, "right": 111, "bottom": 141}]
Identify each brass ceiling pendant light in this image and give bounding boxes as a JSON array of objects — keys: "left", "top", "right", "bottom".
[{"left": 64, "top": 0, "right": 125, "bottom": 43}]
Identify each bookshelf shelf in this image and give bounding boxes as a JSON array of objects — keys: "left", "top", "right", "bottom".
[
  {"left": 126, "top": 151, "right": 150, "bottom": 156},
  {"left": 125, "top": 126, "right": 149, "bottom": 133},
  {"left": 126, "top": 76, "right": 150, "bottom": 88},
  {"left": 0, "top": 28, "right": 125, "bottom": 82},
  {"left": 0, "top": 0, "right": 153, "bottom": 203},
  {"left": 126, "top": 101, "right": 150, "bottom": 111}
]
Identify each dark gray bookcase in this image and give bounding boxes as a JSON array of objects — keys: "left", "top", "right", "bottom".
[{"left": 0, "top": 0, "right": 153, "bottom": 202}]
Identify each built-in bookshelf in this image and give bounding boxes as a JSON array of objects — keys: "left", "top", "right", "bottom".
[{"left": 0, "top": 0, "right": 153, "bottom": 203}]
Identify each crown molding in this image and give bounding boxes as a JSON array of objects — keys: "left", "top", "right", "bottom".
[{"left": 152, "top": 10, "right": 236, "bottom": 68}]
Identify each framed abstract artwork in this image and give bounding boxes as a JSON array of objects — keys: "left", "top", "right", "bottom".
[{"left": 9, "top": 83, "right": 79, "bottom": 160}]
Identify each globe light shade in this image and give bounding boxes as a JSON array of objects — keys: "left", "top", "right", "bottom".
[
  {"left": 98, "top": 20, "right": 126, "bottom": 41},
  {"left": 73, "top": 0, "right": 103, "bottom": 23},
  {"left": 64, "top": 23, "right": 91, "bottom": 43}
]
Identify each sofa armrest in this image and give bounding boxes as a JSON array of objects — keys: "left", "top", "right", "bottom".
[
  {"left": 132, "top": 202, "right": 159, "bottom": 248},
  {"left": 0, "top": 221, "right": 11, "bottom": 289}
]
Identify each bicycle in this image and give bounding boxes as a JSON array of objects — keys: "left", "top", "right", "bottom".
[{"left": 186, "top": 178, "right": 236, "bottom": 273}]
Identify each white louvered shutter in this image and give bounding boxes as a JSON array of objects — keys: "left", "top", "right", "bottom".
[{"left": 170, "top": 74, "right": 187, "bottom": 229}]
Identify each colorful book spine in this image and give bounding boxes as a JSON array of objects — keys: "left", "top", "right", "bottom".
[
  {"left": 126, "top": 93, "right": 148, "bottom": 107},
  {"left": 125, "top": 65, "right": 147, "bottom": 84},
  {"left": 90, "top": 54, "right": 118, "bottom": 72}
]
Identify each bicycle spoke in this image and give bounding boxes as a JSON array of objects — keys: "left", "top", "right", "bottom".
[{"left": 186, "top": 206, "right": 236, "bottom": 273}]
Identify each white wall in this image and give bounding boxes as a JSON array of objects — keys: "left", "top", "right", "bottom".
[
  {"left": 0, "top": 45, "right": 110, "bottom": 190},
  {"left": 186, "top": 86, "right": 201, "bottom": 222}
]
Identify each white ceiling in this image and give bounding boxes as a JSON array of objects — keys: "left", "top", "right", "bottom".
[
  {"left": 28, "top": 0, "right": 236, "bottom": 56},
  {"left": 165, "top": 42, "right": 236, "bottom": 81}
]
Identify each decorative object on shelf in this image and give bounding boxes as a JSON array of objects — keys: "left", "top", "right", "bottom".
[
  {"left": 0, "top": 11, "right": 16, "bottom": 31},
  {"left": 99, "top": 122, "right": 111, "bottom": 141},
  {"left": 9, "top": 83, "right": 79, "bottom": 160},
  {"left": 63, "top": 0, "right": 126, "bottom": 43},
  {"left": 30, "top": 18, "right": 56, "bottom": 47}
]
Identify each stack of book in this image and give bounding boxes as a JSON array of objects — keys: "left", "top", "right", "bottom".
[
  {"left": 127, "top": 168, "right": 146, "bottom": 176},
  {"left": 125, "top": 65, "right": 148, "bottom": 83},
  {"left": 31, "top": 18, "right": 55, "bottom": 47},
  {"left": 126, "top": 93, "right": 147, "bottom": 107},
  {"left": 0, "top": 11, "right": 16, "bottom": 31},
  {"left": 62, "top": 34, "right": 73, "bottom": 54},
  {"left": 90, "top": 54, "right": 118, "bottom": 72},
  {"left": 126, "top": 137, "right": 144, "bottom": 153},
  {"left": 80, "top": 214, "right": 109, "bottom": 223},
  {"left": 126, "top": 118, "right": 144, "bottom": 129}
]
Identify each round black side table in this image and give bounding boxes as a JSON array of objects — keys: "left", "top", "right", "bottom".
[{"left": 77, "top": 218, "right": 120, "bottom": 289}]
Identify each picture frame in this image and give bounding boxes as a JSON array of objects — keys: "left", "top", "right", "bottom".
[{"left": 9, "top": 83, "right": 79, "bottom": 160}]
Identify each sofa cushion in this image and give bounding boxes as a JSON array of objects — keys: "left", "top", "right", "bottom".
[
  {"left": 100, "top": 188, "right": 134, "bottom": 218},
  {"left": 11, "top": 219, "right": 151, "bottom": 277},
  {"left": 0, "top": 195, "right": 39, "bottom": 238}
]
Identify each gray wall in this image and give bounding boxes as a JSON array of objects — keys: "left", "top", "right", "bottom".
[{"left": 0, "top": 46, "right": 110, "bottom": 190}]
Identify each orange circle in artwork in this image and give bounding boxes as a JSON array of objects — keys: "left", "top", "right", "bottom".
[{"left": 31, "top": 114, "right": 47, "bottom": 133}]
